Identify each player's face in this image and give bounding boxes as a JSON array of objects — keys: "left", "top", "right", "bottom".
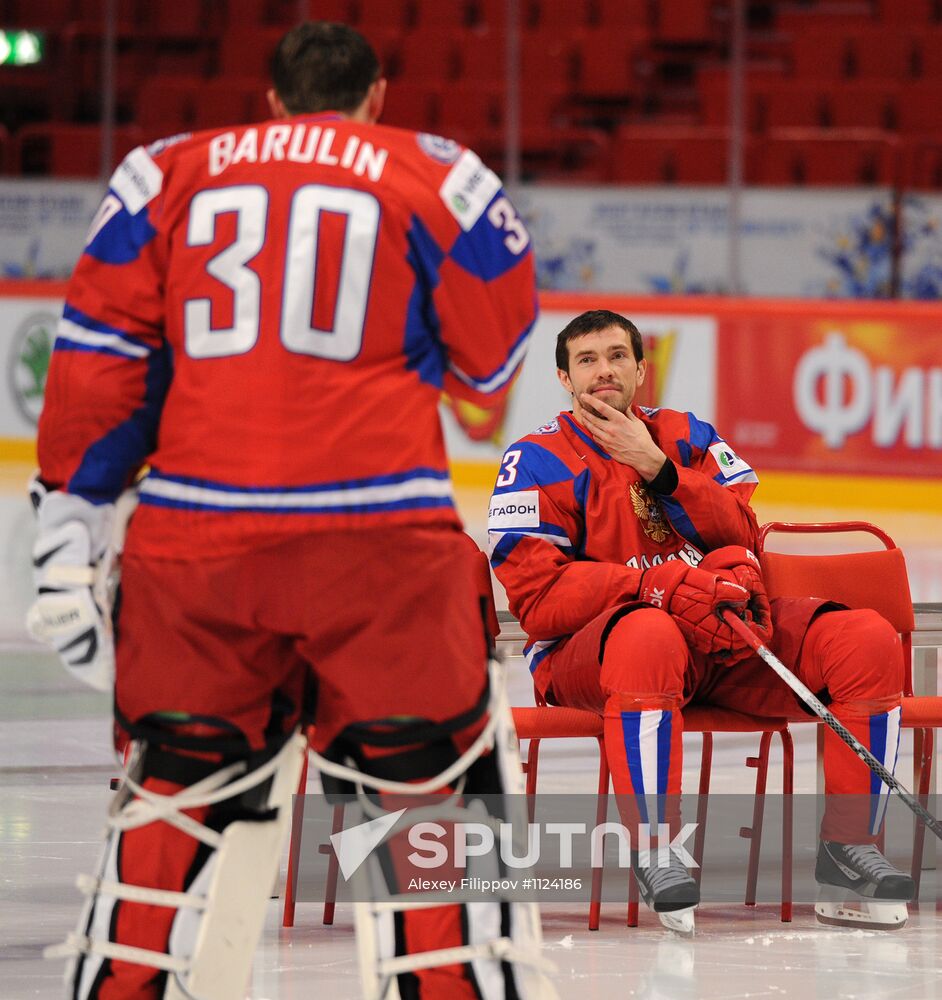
[{"left": 557, "top": 326, "right": 646, "bottom": 416}]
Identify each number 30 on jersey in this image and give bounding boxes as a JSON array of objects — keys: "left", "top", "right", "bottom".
[{"left": 184, "top": 183, "right": 378, "bottom": 361}]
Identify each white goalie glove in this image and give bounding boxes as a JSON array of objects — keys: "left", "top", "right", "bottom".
[{"left": 26, "top": 477, "right": 137, "bottom": 692}]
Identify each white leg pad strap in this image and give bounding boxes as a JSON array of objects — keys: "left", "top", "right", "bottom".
[
  {"left": 345, "top": 660, "right": 558, "bottom": 1000},
  {"left": 166, "top": 732, "right": 307, "bottom": 1000},
  {"left": 48, "top": 731, "right": 307, "bottom": 1000}
]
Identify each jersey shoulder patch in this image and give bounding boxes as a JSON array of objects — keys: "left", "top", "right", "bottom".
[
  {"left": 439, "top": 149, "right": 502, "bottom": 231},
  {"left": 534, "top": 418, "right": 560, "bottom": 435},
  {"left": 109, "top": 146, "right": 163, "bottom": 215},
  {"left": 416, "top": 132, "right": 462, "bottom": 164}
]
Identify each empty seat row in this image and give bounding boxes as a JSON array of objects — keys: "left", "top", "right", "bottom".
[
  {"left": 13, "top": 120, "right": 942, "bottom": 189},
  {"left": 699, "top": 73, "right": 942, "bottom": 135},
  {"left": 3, "top": 0, "right": 652, "bottom": 32}
]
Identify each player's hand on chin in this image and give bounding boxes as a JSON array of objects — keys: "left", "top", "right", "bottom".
[{"left": 578, "top": 392, "right": 666, "bottom": 480}]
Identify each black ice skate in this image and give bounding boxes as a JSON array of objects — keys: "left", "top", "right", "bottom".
[
  {"left": 814, "top": 840, "right": 915, "bottom": 930},
  {"left": 632, "top": 849, "right": 700, "bottom": 936}
]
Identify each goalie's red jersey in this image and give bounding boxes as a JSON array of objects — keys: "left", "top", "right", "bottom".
[{"left": 38, "top": 116, "right": 536, "bottom": 557}]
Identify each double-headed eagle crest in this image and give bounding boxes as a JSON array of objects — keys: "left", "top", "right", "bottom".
[{"left": 628, "top": 482, "right": 670, "bottom": 543}]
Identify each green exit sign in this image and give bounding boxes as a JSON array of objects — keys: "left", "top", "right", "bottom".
[{"left": 0, "top": 30, "right": 44, "bottom": 66}]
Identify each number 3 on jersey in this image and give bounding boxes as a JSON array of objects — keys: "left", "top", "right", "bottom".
[
  {"left": 184, "top": 183, "right": 379, "bottom": 361},
  {"left": 496, "top": 449, "right": 522, "bottom": 487}
]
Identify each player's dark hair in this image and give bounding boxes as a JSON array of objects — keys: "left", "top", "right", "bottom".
[
  {"left": 271, "top": 21, "right": 380, "bottom": 115},
  {"left": 555, "top": 309, "right": 644, "bottom": 372}
]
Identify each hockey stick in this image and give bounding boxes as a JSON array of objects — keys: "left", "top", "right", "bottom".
[{"left": 720, "top": 608, "right": 942, "bottom": 843}]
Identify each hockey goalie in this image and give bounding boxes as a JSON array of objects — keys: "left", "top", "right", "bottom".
[{"left": 28, "top": 21, "right": 555, "bottom": 1000}]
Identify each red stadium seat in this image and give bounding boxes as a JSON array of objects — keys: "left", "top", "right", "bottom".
[
  {"left": 393, "top": 28, "right": 459, "bottom": 82},
  {"left": 192, "top": 77, "right": 268, "bottom": 131},
  {"left": 875, "top": 0, "right": 939, "bottom": 22},
  {"left": 914, "top": 27, "right": 942, "bottom": 75},
  {"left": 828, "top": 79, "right": 900, "bottom": 130},
  {"left": 12, "top": 123, "right": 143, "bottom": 177},
  {"left": 472, "top": 0, "right": 508, "bottom": 31},
  {"left": 413, "top": 0, "right": 473, "bottom": 29},
  {"left": 520, "top": 28, "right": 578, "bottom": 89},
  {"left": 379, "top": 80, "right": 439, "bottom": 132},
  {"left": 437, "top": 81, "right": 502, "bottom": 136},
  {"left": 790, "top": 29, "right": 855, "bottom": 80},
  {"left": 455, "top": 27, "right": 505, "bottom": 83},
  {"left": 896, "top": 81, "right": 942, "bottom": 134},
  {"left": 280, "top": 0, "right": 354, "bottom": 23},
  {"left": 217, "top": 26, "right": 285, "bottom": 79},
  {"left": 10, "top": 0, "right": 73, "bottom": 28},
  {"left": 696, "top": 66, "right": 783, "bottom": 129},
  {"left": 610, "top": 126, "right": 730, "bottom": 184},
  {"left": 845, "top": 26, "right": 920, "bottom": 79},
  {"left": 220, "top": 0, "right": 269, "bottom": 25},
  {"left": 750, "top": 128, "right": 900, "bottom": 186},
  {"left": 653, "top": 0, "right": 714, "bottom": 43},
  {"left": 136, "top": 75, "right": 202, "bottom": 136},
  {"left": 753, "top": 79, "right": 828, "bottom": 131},
  {"left": 588, "top": 0, "right": 651, "bottom": 29},
  {"left": 900, "top": 136, "right": 942, "bottom": 189},
  {"left": 573, "top": 27, "right": 649, "bottom": 99},
  {"left": 526, "top": 0, "right": 590, "bottom": 30},
  {"left": 354, "top": 0, "right": 414, "bottom": 30}
]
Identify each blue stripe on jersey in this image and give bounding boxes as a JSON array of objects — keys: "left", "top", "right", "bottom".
[
  {"left": 68, "top": 343, "right": 173, "bottom": 503},
  {"left": 490, "top": 530, "right": 524, "bottom": 569},
  {"left": 713, "top": 467, "right": 759, "bottom": 486},
  {"left": 560, "top": 413, "right": 608, "bottom": 459},
  {"left": 492, "top": 441, "right": 574, "bottom": 492},
  {"left": 137, "top": 466, "right": 455, "bottom": 516},
  {"left": 659, "top": 495, "right": 708, "bottom": 553},
  {"left": 61, "top": 304, "right": 155, "bottom": 353},
  {"left": 54, "top": 339, "right": 143, "bottom": 361},
  {"left": 676, "top": 438, "right": 693, "bottom": 468},
  {"left": 448, "top": 199, "right": 530, "bottom": 282},
  {"left": 655, "top": 711, "right": 673, "bottom": 824},
  {"left": 449, "top": 320, "right": 533, "bottom": 394},
  {"left": 523, "top": 639, "right": 559, "bottom": 675},
  {"left": 868, "top": 712, "right": 889, "bottom": 834},
  {"left": 148, "top": 465, "right": 450, "bottom": 492},
  {"left": 141, "top": 493, "right": 454, "bottom": 516},
  {"left": 686, "top": 413, "right": 719, "bottom": 455},
  {"left": 489, "top": 522, "right": 574, "bottom": 568},
  {"left": 573, "top": 469, "right": 591, "bottom": 555},
  {"left": 85, "top": 201, "right": 158, "bottom": 265},
  {"left": 619, "top": 712, "right": 650, "bottom": 825},
  {"left": 403, "top": 215, "right": 446, "bottom": 388}
]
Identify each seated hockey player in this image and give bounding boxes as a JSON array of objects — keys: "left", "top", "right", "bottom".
[
  {"left": 27, "top": 20, "right": 554, "bottom": 1000},
  {"left": 488, "top": 308, "right": 914, "bottom": 934}
]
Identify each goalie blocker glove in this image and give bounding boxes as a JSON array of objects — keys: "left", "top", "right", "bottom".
[
  {"left": 27, "top": 480, "right": 118, "bottom": 692},
  {"left": 638, "top": 560, "right": 750, "bottom": 658}
]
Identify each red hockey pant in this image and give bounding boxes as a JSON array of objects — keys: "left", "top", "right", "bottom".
[
  {"left": 79, "top": 527, "right": 494, "bottom": 1000},
  {"left": 547, "top": 605, "right": 903, "bottom": 845}
]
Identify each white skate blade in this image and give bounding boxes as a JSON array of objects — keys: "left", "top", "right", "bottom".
[
  {"left": 815, "top": 899, "right": 908, "bottom": 931},
  {"left": 658, "top": 907, "right": 695, "bottom": 937}
]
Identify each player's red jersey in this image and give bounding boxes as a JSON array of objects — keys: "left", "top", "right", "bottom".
[
  {"left": 488, "top": 407, "right": 761, "bottom": 695},
  {"left": 38, "top": 116, "right": 537, "bottom": 558}
]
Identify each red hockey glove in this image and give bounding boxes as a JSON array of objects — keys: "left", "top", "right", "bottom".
[
  {"left": 700, "top": 546, "right": 773, "bottom": 662},
  {"left": 639, "top": 560, "right": 751, "bottom": 658}
]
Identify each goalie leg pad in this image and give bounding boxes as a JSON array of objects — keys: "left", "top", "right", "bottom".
[
  {"left": 312, "top": 660, "right": 556, "bottom": 1000},
  {"left": 52, "top": 731, "right": 307, "bottom": 1000}
]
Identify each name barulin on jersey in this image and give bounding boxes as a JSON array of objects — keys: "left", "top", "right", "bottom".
[{"left": 209, "top": 124, "right": 388, "bottom": 180}]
